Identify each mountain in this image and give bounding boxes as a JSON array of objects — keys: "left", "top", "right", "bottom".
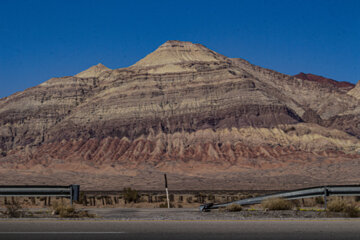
[
  {"left": 293, "top": 72, "right": 355, "bottom": 91},
  {"left": 75, "top": 63, "right": 111, "bottom": 78},
  {"left": 0, "top": 40, "right": 359, "bottom": 190}
]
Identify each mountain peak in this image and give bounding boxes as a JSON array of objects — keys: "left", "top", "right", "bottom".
[
  {"left": 95, "top": 63, "right": 106, "bottom": 67},
  {"left": 133, "top": 40, "right": 228, "bottom": 67},
  {"left": 75, "top": 63, "right": 111, "bottom": 78},
  {"left": 160, "top": 40, "right": 202, "bottom": 47}
]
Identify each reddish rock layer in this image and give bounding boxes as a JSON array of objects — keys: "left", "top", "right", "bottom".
[{"left": 294, "top": 72, "right": 355, "bottom": 90}]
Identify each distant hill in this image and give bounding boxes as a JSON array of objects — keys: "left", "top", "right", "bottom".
[{"left": 0, "top": 40, "right": 359, "bottom": 190}]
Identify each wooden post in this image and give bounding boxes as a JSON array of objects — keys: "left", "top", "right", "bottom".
[{"left": 164, "top": 174, "right": 170, "bottom": 208}]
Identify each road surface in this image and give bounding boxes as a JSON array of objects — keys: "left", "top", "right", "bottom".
[{"left": 0, "top": 219, "right": 359, "bottom": 240}]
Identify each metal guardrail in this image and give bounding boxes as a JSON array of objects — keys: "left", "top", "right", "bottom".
[
  {"left": 200, "top": 185, "right": 360, "bottom": 211},
  {"left": 0, "top": 185, "right": 80, "bottom": 205}
]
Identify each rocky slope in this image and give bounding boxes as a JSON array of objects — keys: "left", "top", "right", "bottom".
[
  {"left": 348, "top": 81, "right": 360, "bottom": 100},
  {"left": 0, "top": 40, "right": 359, "bottom": 190}
]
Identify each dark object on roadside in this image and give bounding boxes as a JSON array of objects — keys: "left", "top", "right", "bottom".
[
  {"left": 315, "top": 196, "right": 325, "bottom": 205},
  {"left": 200, "top": 203, "right": 214, "bottom": 212},
  {"left": 123, "top": 187, "right": 140, "bottom": 203}
]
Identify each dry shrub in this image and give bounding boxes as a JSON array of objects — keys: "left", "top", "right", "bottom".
[
  {"left": 123, "top": 188, "right": 140, "bottom": 203},
  {"left": 315, "top": 196, "right": 324, "bottom": 205},
  {"left": 52, "top": 201, "right": 75, "bottom": 217},
  {"left": 327, "top": 198, "right": 347, "bottom": 212},
  {"left": 290, "top": 199, "right": 301, "bottom": 208},
  {"left": 261, "top": 198, "right": 292, "bottom": 210},
  {"left": 4, "top": 201, "right": 23, "bottom": 218},
  {"left": 159, "top": 203, "right": 167, "bottom": 208},
  {"left": 226, "top": 204, "right": 243, "bottom": 212},
  {"left": 51, "top": 201, "right": 66, "bottom": 215},
  {"left": 51, "top": 201, "right": 94, "bottom": 218},
  {"left": 327, "top": 198, "right": 359, "bottom": 217},
  {"left": 59, "top": 206, "right": 76, "bottom": 218},
  {"left": 344, "top": 205, "right": 359, "bottom": 218},
  {"left": 345, "top": 205, "right": 358, "bottom": 217},
  {"left": 159, "top": 202, "right": 175, "bottom": 208}
]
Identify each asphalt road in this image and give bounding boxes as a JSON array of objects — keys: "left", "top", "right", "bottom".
[{"left": 0, "top": 219, "right": 359, "bottom": 240}]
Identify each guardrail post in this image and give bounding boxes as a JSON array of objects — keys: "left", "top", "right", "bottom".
[
  {"left": 70, "top": 186, "right": 73, "bottom": 206},
  {"left": 324, "top": 187, "right": 329, "bottom": 210},
  {"left": 70, "top": 185, "right": 80, "bottom": 206}
]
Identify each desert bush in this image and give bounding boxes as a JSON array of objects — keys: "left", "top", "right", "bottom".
[
  {"left": 51, "top": 201, "right": 65, "bottom": 215},
  {"left": 207, "top": 194, "right": 215, "bottom": 201},
  {"left": 51, "top": 201, "right": 74, "bottom": 217},
  {"left": 59, "top": 206, "right": 76, "bottom": 218},
  {"left": 77, "top": 210, "right": 95, "bottom": 218},
  {"left": 238, "top": 194, "right": 252, "bottom": 200},
  {"left": 59, "top": 207, "right": 94, "bottom": 218},
  {"left": 4, "top": 201, "right": 23, "bottom": 218},
  {"left": 290, "top": 199, "right": 301, "bottom": 207},
  {"left": 159, "top": 202, "right": 175, "bottom": 208},
  {"left": 327, "top": 198, "right": 347, "bottom": 212},
  {"left": 344, "top": 205, "right": 359, "bottom": 218},
  {"left": 51, "top": 201, "right": 94, "bottom": 218},
  {"left": 315, "top": 196, "right": 324, "bottom": 205},
  {"left": 327, "top": 198, "right": 359, "bottom": 217},
  {"left": 123, "top": 188, "right": 140, "bottom": 203},
  {"left": 159, "top": 203, "right": 167, "bottom": 208},
  {"left": 261, "top": 198, "right": 292, "bottom": 210},
  {"left": 226, "top": 204, "right": 243, "bottom": 212}
]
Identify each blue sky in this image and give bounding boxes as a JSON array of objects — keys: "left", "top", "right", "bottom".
[{"left": 0, "top": 0, "right": 359, "bottom": 98}]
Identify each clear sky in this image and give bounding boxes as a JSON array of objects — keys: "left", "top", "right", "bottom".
[{"left": 1, "top": 0, "right": 359, "bottom": 98}]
